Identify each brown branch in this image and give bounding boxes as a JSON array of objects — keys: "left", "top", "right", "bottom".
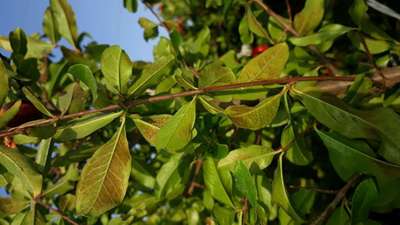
[
  {"left": 288, "top": 185, "right": 338, "bottom": 194},
  {"left": 310, "top": 174, "right": 362, "bottom": 225},
  {"left": 187, "top": 159, "right": 204, "bottom": 195},
  {"left": 359, "top": 33, "right": 386, "bottom": 85},
  {"left": 36, "top": 201, "right": 79, "bottom": 225},
  {"left": 250, "top": 0, "right": 339, "bottom": 75},
  {"left": 1, "top": 68, "right": 400, "bottom": 139},
  {"left": 284, "top": 0, "right": 293, "bottom": 22}
]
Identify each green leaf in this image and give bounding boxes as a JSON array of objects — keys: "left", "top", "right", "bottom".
[
  {"left": 131, "top": 159, "right": 155, "bottom": 189},
  {"left": 50, "top": 0, "right": 78, "bottom": 47},
  {"left": 295, "top": 90, "right": 400, "bottom": 164},
  {"left": 316, "top": 129, "right": 400, "bottom": 181},
  {"left": 0, "top": 100, "right": 21, "bottom": 129},
  {"left": 352, "top": 178, "right": 379, "bottom": 225},
  {"left": 138, "top": 17, "right": 159, "bottom": 41},
  {"left": 154, "top": 98, "right": 196, "bottom": 152},
  {"left": 348, "top": 32, "right": 390, "bottom": 54},
  {"left": 123, "top": 0, "right": 138, "bottom": 13},
  {"left": 68, "top": 64, "right": 98, "bottom": 100},
  {"left": 76, "top": 116, "right": 131, "bottom": 216},
  {"left": 203, "top": 156, "right": 233, "bottom": 207},
  {"left": 246, "top": 7, "right": 271, "bottom": 41},
  {"left": 22, "top": 87, "right": 53, "bottom": 117},
  {"left": 326, "top": 206, "right": 350, "bottom": 225},
  {"left": 0, "top": 146, "right": 42, "bottom": 197},
  {"left": 0, "top": 198, "right": 28, "bottom": 215},
  {"left": 0, "top": 60, "right": 10, "bottom": 105},
  {"left": 42, "top": 7, "right": 60, "bottom": 44},
  {"left": 44, "top": 165, "right": 79, "bottom": 196},
  {"left": 294, "top": 0, "right": 325, "bottom": 35},
  {"left": 128, "top": 55, "right": 174, "bottom": 96},
  {"left": 218, "top": 145, "right": 277, "bottom": 171},
  {"left": 239, "top": 15, "right": 253, "bottom": 45},
  {"left": 237, "top": 42, "right": 289, "bottom": 82},
  {"left": 101, "top": 45, "right": 133, "bottom": 94},
  {"left": 272, "top": 153, "right": 304, "bottom": 223},
  {"left": 290, "top": 24, "right": 352, "bottom": 50},
  {"left": 225, "top": 93, "right": 281, "bottom": 130},
  {"left": 155, "top": 153, "right": 187, "bottom": 199},
  {"left": 192, "top": 27, "right": 211, "bottom": 56},
  {"left": 133, "top": 114, "right": 172, "bottom": 146},
  {"left": 282, "top": 124, "right": 313, "bottom": 166},
  {"left": 54, "top": 111, "right": 122, "bottom": 141},
  {"left": 25, "top": 36, "right": 54, "bottom": 59},
  {"left": 198, "top": 96, "right": 224, "bottom": 114},
  {"left": 35, "top": 138, "right": 52, "bottom": 171},
  {"left": 0, "top": 36, "right": 12, "bottom": 52},
  {"left": 233, "top": 161, "right": 257, "bottom": 207},
  {"left": 9, "top": 28, "right": 27, "bottom": 57}
]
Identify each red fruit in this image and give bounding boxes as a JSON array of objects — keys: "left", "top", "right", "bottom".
[
  {"left": 252, "top": 44, "right": 269, "bottom": 57},
  {"left": 3, "top": 136, "right": 16, "bottom": 149},
  {"left": 7, "top": 101, "right": 42, "bottom": 127}
]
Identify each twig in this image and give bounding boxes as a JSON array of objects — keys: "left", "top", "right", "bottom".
[
  {"left": 250, "top": 0, "right": 339, "bottom": 75},
  {"left": 36, "top": 201, "right": 79, "bottom": 225},
  {"left": 143, "top": 1, "right": 169, "bottom": 32},
  {"left": 0, "top": 75, "right": 359, "bottom": 138},
  {"left": 187, "top": 159, "right": 204, "bottom": 195},
  {"left": 310, "top": 174, "right": 362, "bottom": 225},
  {"left": 359, "top": 33, "right": 386, "bottom": 86},
  {"left": 284, "top": 0, "right": 293, "bottom": 22},
  {"left": 288, "top": 185, "right": 338, "bottom": 194}
]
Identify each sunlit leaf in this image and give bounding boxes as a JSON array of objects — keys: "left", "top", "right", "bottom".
[
  {"left": 42, "top": 7, "right": 60, "bottom": 44},
  {"left": 154, "top": 98, "right": 196, "bottom": 152},
  {"left": 237, "top": 42, "right": 289, "bottom": 82},
  {"left": 22, "top": 87, "right": 53, "bottom": 117},
  {"left": 76, "top": 116, "right": 131, "bottom": 216},
  {"left": 101, "top": 45, "right": 133, "bottom": 94},
  {"left": 133, "top": 114, "right": 172, "bottom": 146},
  {"left": 294, "top": 0, "right": 325, "bottom": 35},
  {"left": 68, "top": 64, "right": 98, "bottom": 100},
  {"left": 50, "top": 0, "right": 78, "bottom": 47},
  {"left": 128, "top": 55, "right": 174, "bottom": 96},
  {"left": 225, "top": 93, "right": 281, "bottom": 130},
  {"left": 0, "top": 100, "right": 21, "bottom": 129}
]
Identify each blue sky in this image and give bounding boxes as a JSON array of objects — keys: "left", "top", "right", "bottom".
[
  {"left": 0, "top": 0, "right": 167, "bottom": 196},
  {"left": 0, "top": 0, "right": 167, "bottom": 61}
]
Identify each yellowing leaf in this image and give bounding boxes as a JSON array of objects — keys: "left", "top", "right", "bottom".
[
  {"left": 218, "top": 145, "right": 277, "bottom": 170},
  {"left": 133, "top": 114, "right": 172, "bottom": 145},
  {"left": 237, "top": 43, "right": 289, "bottom": 82},
  {"left": 225, "top": 94, "right": 281, "bottom": 130},
  {"left": 0, "top": 146, "right": 43, "bottom": 197},
  {"left": 0, "top": 100, "right": 21, "bottom": 129},
  {"left": 154, "top": 98, "right": 196, "bottom": 152},
  {"left": 294, "top": 0, "right": 325, "bottom": 35},
  {"left": 76, "top": 117, "right": 131, "bottom": 216}
]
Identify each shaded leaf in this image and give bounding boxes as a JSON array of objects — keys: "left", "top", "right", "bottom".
[
  {"left": 272, "top": 153, "right": 304, "bottom": 223},
  {"left": 203, "top": 156, "right": 233, "bottom": 207},
  {"left": 42, "top": 7, "right": 60, "bottom": 44},
  {"left": 22, "top": 87, "right": 53, "bottom": 117},
  {"left": 326, "top": 206, "right": 350, "bottom": 225},
  {"left": 138, "top": 17, "right": 159, "bottom": 41},
  {"left": 352, "top": 178, "right": 379, "bottom": 224},
  {"left": 0, "top": 198, "right": 28, "bottom": 215},
  {"left": 282, "top": 124, "right": 313, "bottom": 166},
  {"left": 233, "top": 161, "right": 257, "bottom": 207},
  {"left": 76, "top": 116, "right": 131, "bottom": 216},
  {"left": 246, "top": 7, "right": 270, "bottom": 41},
  {"left": 123, "top": 0, "right": 138, "bottom": 13},
  {"left": 0, "top": 146, "right": 42, "bottom": 197},
  {"left": 0, "top": 60, "right": 10, "bottom": 105},
  {"left": 0, "top": 101, "right": 21, "bottom": 129}
]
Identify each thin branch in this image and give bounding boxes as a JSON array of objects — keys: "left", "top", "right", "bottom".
[
  {"left": 0, "top": 75, "right": 358, "bottom": 138},
  {"left": 359, "top": 33, "right": 386, "bottom": 86},
  {"left": 288, "top": 185, "right": 338, "bottom": 194},
  {"left": 3, "top": 67, "right": 400, "bottom": 138},
  {"left": 187, "top": 159, "right": 204, "bottom": 195},
  {"left": 143, "top": 1, "right": 168, "bottom": 31},
  {"left": 310, "top": 174, "right": 362, "bottom": 225},
  {"left": 250, "top": 0, "right": 339, "bottom": 75},
  {"left": 36, "top": 201, "right": 79, "bottom": 225},
  {"left": 284, "top": 0, "right": 293, "bottom": 22}
]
